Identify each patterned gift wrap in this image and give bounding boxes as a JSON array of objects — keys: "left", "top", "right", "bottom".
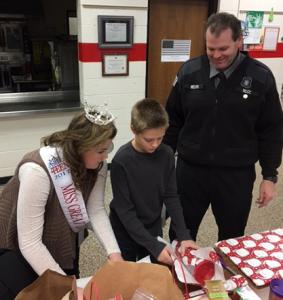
[{"left": 215, "top": 228, "right": 283, "bottom": 287}]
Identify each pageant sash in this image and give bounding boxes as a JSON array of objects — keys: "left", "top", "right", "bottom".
[{"left": 40, "top": 146, "right": 90, "bottom": 232}]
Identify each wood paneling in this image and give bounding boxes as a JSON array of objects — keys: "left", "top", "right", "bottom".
[{"left": 147, "top": 0, "right": 210, "bottom": 105}]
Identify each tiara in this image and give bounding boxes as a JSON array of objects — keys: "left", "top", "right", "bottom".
[{"left": 84, "top": 102, "right": 115, "bottom": 125}]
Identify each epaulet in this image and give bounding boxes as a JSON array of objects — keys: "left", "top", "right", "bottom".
[
  {"left": 246, "top": 58, "right": 271, "bottom": 83},
  {"left": 179, "top": 55, "right": 204, "bottom": 76}
]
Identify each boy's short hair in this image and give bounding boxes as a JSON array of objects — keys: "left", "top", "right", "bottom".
[{"left": 131, "top": 98, "right": 169, "bottom": 133}]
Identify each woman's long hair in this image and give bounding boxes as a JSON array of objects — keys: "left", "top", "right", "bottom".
[{"left": 41, "top": 111, "right": 117, "bottom": 189}]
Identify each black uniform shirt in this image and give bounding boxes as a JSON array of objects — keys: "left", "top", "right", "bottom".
[{"left": 164, "top": 53, "right": 283, "bottom": 176}]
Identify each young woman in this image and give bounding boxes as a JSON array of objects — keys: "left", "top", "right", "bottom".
[{"left": 0, "top": 105, "right": 122, "bottom": 299}]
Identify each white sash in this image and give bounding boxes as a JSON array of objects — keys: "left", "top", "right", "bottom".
[{"left": 40, "top": 146, "right": 90, "bottom": 232}]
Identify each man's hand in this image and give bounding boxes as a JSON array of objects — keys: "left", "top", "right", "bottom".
[
  {"left": 256, "top": 180, "right": 276, "bottom": 208},
  {"left": 177, "top": 240, "right": 199, "bottom": 256},
  {"left": 108, "top": 252, "right": 124, "bottom": 262},
  {"left": 157, "top": 246, "right": 174, "bottom": 265}
]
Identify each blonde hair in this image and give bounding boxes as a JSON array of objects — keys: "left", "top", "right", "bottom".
[
  {"left": 131, "top": 98, "right": 169, "bottom": 134},
  {"left": 41, "top": 111, "right": 117, "bottom": 189}
]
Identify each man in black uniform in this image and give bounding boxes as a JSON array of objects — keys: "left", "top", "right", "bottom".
[{"left": 164, "top": 12, "right": 283, "bottom": 241}]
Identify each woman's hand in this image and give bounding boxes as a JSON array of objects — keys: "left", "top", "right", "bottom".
[
  {"left": 108, "top": 252, "right": 124, "bottom": 262},
  {"left": 177, "top": 240, "right": 199, "bottom": 256},
  {"left": 77, "top": 287, "right": 84, "bottom": 300}
]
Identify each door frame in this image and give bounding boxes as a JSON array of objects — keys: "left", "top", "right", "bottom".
[{"left": 145, "top": 0, "right": 219, "bottom": 98}]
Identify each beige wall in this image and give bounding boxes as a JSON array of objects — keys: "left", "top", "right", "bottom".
[
  {"left": 218, "top": 0, "right": 283, "bottom": 97},
  {"left": 0, "top": 112, "right": 75, "bottom": 177},
  {"left": 77, "top": 0, "right": 148, "bottom": 159}
]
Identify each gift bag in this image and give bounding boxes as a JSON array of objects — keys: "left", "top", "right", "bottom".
[
  {"left": 172, "top": 242, "right": 225, "bottom": 286},
  {"left": 83, "top": 261, "right": 184, "bottom": 300},
  {"left": 15, "top": 269, "right": 76, "bottom": 300}
]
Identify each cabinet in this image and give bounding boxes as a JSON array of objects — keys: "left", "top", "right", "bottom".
[{"left": 0, "top": 23, "right": 23, "bottom": 52}]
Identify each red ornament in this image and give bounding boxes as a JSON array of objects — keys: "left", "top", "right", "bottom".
[{"left": 194, "top": 259, "right": 215, "bottom": 286}]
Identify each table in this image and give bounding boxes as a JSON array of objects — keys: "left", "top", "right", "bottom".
[{"left": 77, "top": 267, "right": 269, "bottom": 299}]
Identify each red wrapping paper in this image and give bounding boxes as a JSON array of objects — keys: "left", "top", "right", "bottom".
[{"left": 215, "top": 228, "right": 283, "bottom": 286}]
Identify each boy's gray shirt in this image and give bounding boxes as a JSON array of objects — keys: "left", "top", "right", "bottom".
[{"left": 110, "top": 141, "right": 192, "bottom": 258}]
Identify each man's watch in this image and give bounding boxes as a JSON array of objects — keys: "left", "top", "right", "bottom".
[{"left": 263, "top": 176, "right": 278, "bottom": 183}]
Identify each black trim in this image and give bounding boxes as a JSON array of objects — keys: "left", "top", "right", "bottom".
[
  {"left": 263, "top": 176, "right": 278, "bottom": 183},
  {"left": 0, "top": 176, "right": 11, "bottom": 185},
  {"left": 208, "top": 0, "right": 219, "bottom": 16}
]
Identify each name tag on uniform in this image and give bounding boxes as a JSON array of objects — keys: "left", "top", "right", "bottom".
[{"left": 187, "top": 84, "right": 204, "bottom": 90}]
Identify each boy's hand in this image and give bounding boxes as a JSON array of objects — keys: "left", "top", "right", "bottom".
[
  {"left": 108, "top": 252, "right": 124, "bottom": 262},
  {"left": 157, "top": 246, "right": 174, "bottom": 265},
  {"left": 177, "top": 240, "right": 199, "bottom": 256}
]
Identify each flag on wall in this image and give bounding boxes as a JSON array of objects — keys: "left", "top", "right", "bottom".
[{"left": 161, "top": 39, "right": 191, "bottom": 62}]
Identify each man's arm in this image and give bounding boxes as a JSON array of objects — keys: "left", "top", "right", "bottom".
[
  {"left": 256, "top": 72, "right": 283, "bottom": 206},
  {"left": 163, "top": 155, "right": 192, "bottom": 241},
  {"left": 163, "top": 75, "right": 185, "bottom": 152}
]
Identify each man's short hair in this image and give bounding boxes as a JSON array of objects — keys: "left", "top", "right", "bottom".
[
  {"left": 206, "top": 12, "right": 242, "bottom": 41},
  {"left": 131, "top": 98, "right": 169, "bottom": 133}
]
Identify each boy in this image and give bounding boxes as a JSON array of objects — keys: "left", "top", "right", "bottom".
[{"left": 110, "top": 98, "right": 198, "bottom": 265}]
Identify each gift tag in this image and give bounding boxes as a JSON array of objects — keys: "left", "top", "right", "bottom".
[{"left": 206, "top": 280, "right": 229, "bottom": 300}]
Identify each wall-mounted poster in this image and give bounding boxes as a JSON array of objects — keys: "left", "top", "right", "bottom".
[
  {"left": 246, "top": 11, "right": 264, "bottom": 29},
  {"left": 262, "top": 26, "right": 280, "bottom": 51},
  {"left": 244, "top": 11, "right": 264, "bottom": 44}
]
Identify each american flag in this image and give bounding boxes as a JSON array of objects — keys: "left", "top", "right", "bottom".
[{"left": 161, "top": 39, "right": 191, "bottom": 62}]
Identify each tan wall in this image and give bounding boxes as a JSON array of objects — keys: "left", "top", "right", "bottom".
[
  {"left": 77, "top": 0, "right": 148, "bottom": 158},
  {"left": 219, "top": 0, "right": 283, "bottom": 97},
  {"left": 0, "top": 112, "right": 75, "bottom": 177}
]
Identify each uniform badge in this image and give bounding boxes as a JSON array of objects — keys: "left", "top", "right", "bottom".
[
  {"left": 187, "top": 84, "right": 204, "bottom": 90},
  {"left": 190, "top": 84, "right": 200, "bottom": 89},
  {"left": 241, "top": 76, "right": 252, "bottom": 89},
  {"left": 173, "top": 76, "right": 178, "bottom": 87}
]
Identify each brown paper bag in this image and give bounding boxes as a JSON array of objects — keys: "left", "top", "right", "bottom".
[
  {"left": 83, "top": 261, "right": 184, "bottom": 300},
  {"left": 15, "top": 269, "right": 76, "bottom": 300},
  {"left": 62, "top": 290, "right": 77, "bottom": 300}
]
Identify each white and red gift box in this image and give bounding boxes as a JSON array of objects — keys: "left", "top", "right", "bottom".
[{"left": 215, "top": 228, "right": 283, "bottom": 287}]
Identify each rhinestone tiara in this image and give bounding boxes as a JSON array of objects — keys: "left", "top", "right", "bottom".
[{"left": 84, "top": 102, "right": 115, "bottom": 126}]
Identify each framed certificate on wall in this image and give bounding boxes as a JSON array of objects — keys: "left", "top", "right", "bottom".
[
  {"left": 98, "top": 15, "right": 134, "bottom": 48},
  {"left": 102, "top": 54, "right": 129, "bottom": 76},
  {"left": 262, "top": 26, "right": 280, "bottom": 51}
]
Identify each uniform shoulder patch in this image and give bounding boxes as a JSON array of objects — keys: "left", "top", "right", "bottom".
[{"left": 172, "top": 76, "right": 178, "bottom": 87}]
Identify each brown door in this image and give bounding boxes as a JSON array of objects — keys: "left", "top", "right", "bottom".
[{"left": 147, "top": 0, "right": 214, "bottom": 105}]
